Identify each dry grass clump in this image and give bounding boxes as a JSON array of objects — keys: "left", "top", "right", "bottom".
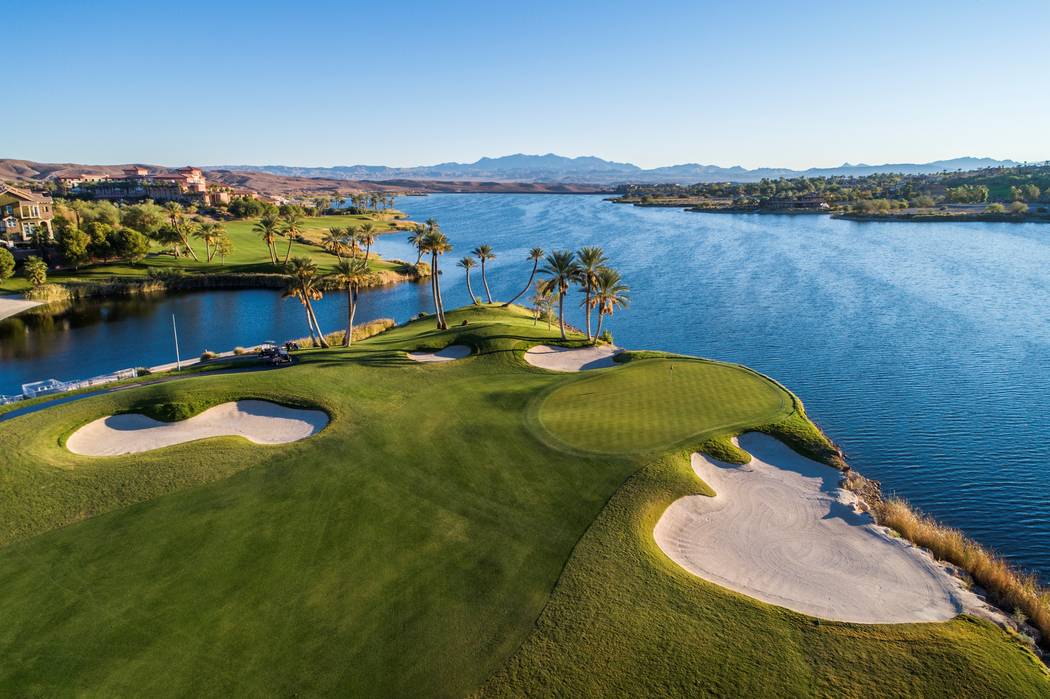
[
  {"left": 291, "top": 318, "right": 396, "bottom": 348},
  {"left": 874, "top": 497, "right": 1050, "bottom": 647},
  {"left": 233, "top": 347, "right": 250, "bottom": 355},
  {"left": 200, "top": 350, "right": 218, "bottom": 361}
]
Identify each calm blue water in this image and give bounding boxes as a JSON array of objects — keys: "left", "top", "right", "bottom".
[{"left": 2, "top": 194, "right": 1049, "bottom": 579}]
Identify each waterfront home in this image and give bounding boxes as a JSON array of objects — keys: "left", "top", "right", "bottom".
[{"left": 0, "top": 184, "right": 54, "bottom": 242}]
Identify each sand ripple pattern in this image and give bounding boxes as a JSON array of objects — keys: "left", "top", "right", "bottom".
[
  {"left": 66, "top": 400, "right": 328, "bottom": 456},
  {"left": 654, "top": 433, "right": 968, "bottom": 623}
]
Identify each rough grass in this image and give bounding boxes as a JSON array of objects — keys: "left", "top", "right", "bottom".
[
  {"left": 874, "top": 498, "right": 1050, "bottom": 648},
  {"left": 0, "top": 305, "right": 1046, "bottom": 695}
]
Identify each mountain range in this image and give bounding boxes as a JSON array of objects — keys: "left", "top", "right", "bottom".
[{"left": 205, "top": 154, "right": 1025, "bottom": 185}]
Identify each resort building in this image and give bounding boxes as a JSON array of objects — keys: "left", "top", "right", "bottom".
[
  {"left": 64, "top": 166, "right": 231, "bottom": 206},
  {"left": 0, "top": 185, "right": 54, "bottom": 242},
  {"left": 761, "top": 193, "right": 830, "bottom": 210}
]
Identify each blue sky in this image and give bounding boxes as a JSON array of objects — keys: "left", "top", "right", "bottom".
[{"left": 7, "top": 0, "right": 1049, "bottom": 169}]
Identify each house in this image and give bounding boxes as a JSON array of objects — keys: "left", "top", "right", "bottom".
[
  {"left": 0, "top": 185, "right": 54, "bottom": 242},
  {"left": 761, "top": 192, "right": 830, "bottom": 210}
]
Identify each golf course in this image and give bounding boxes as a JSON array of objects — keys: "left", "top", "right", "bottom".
[{"left": 0, "top": 305, "right": 1046, "bottom": 697}]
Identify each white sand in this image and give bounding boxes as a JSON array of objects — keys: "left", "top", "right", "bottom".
[
  {"left": 0, "top": 296, "right": 42, "bottom": 321},
  {"left": 654, "top": 433, "right": 981, "bottom": 624},
  {"left": 66, "top": 400, "right": 328, "bottom": 456},
  {"left": 406, "top": 345, "right": 472, "bottom": 363},
  {"left": 524, "top": 344, "right": 620, "bottom": 372}
]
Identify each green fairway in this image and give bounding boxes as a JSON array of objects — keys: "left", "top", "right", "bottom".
[
  {"left": 534, "top": 358, "right": 791, "bottom": 454},
  {"left": 0, "top": 213, "right": 407, "bottom": 293},
  {"left": 0, "top": 305, "right": 1044, "bottom": 696}
]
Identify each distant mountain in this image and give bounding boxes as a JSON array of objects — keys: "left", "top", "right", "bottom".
[{"left": 206, "top": 154, "right": 1026, "bottom": 185}]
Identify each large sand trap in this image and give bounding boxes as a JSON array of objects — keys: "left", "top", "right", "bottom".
[
  {"left": 524, "top": 344, "right": 620, "bottom": 372},
  {"left": 406, "top": 345, "right": 472, "bottom": 363},
  {"left": 0, "top": 296, "right": 42, "bottom": 322},
  {"left": 66, "top": 400, "right": 328, "bottom": 456},
  {"left": 654, "top": 433, "right": 977, "bottom": 624}
]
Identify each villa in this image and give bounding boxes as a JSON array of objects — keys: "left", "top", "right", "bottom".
[{"left": 0, "top": 184, "right": 54, "bottom": 242}]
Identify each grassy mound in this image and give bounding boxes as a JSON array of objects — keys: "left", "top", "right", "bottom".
[
  {"left": 0, "top": 305, "right": 1045, "bottom": 696},
  {"left": 533, "top": 358, "right": 791, "bottom": 455}
]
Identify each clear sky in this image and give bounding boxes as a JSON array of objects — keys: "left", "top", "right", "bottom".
[{"left": 7, "top": 0, "right": 1049, "bottom": 169}]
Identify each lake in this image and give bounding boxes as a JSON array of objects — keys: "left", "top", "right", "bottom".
[{"left": 2, "top": 193, "right": 1049, "bottom": 580}]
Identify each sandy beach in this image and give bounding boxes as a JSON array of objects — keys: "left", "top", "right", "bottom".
[
  {"left": 66, "top": 400, "right": 328, "bottom": 456},
  {"left": 654, "top": 432, "right": 982, "bottom": 623}
]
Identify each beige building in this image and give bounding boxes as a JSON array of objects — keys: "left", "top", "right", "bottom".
[{"left": 0, "top": 185, "right": 54, "bottom": 242}]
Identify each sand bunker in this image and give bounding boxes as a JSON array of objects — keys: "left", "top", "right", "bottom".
[
  {"left": 406, "top": 345, "right": 472, "bottom": 363},
  {"left": 654, "top": 433, "right": 974, "bottom": 624},
  {"left": 524, "top": 344, "right": 620, "bottom": 372},
  {"left": 66, "top": 400, "right": 328, "bottom": 456}
]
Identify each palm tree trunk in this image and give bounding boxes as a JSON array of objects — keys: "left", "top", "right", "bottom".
[
  {"left": 181, "top": 233, "right": 200, "bottom": 262},
  {"left": 283, "top": 237, "right": 293, "bottom": 265},
  {"left": 502, "top": 261, "right": 537, "bottom": 307},
  {"left": 595, "top": 310, "right": 605, "bottom": 344},
  {"left": 465, "top": 268, "right": 480, "bottom": 304},
  {"left": 306, "top": 298, "right": 329, "bottom": 348},
  {"left": 557, "top": 291, "right": 566, "bottom": 339},
  {"left": 430, "top": 251, "right": 442, "bottom": 329},
  {"left": 584, "top": 289, "right": 593, "bottom": 341},
  {"left": 344, "top": 285, "right": 353, "bottom": 347},
  {"left": 301, "top": 302, "right": 319, "bottom": 346},
  {"left": 434, "top": 254, "right": 448, "bottom": 330},
  {"left": 481, "top": 260, "right": 492, "bottom": 303},
  {"left": 347, "top": 286, "right": 359, "bottom": 346},
  {"left": 365, "top": 242, "right": 371, "bottom": 261},
  {"left": 415, "top": 248, "right": 423, "bottom": 266}
]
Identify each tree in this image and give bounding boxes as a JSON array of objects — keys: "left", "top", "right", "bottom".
[
  {"left": 575, "top": 246, "right": 608, "bottom": 341},
  {"left": 407, "top": 224, "right": 427, "bottom": 265},
  {"left": 539, "top": 250, "right": 580, "bottom": 339},
  {"left": 471, "top": 244, "right": 496, "bottom": 303},
  {"left": 358, "top": 222, "right": 376, "bottom": 261},
  {"left": 420, "top": 226, "right": 452, "bottom": 329},
  {"left": 284, "top": 256, "right": 328, "bottom": 347},
  {"left": 109, "top": 228, "right": 151, "bottom": 263},
  {"left": 57, "top": 225, "right": 90, "bottom": 268},
  {"left": 1023, "top": 184, "right": 1041, "bottom": 202},
  {"left": 86, "top": 221, "right": 115, "bottom": 260},
  {"left": 162, "top": 201, "right": 199, "bottom": 261},
  {"left": 23, "top": 256, "right": 47, "bottom": 287},
  {"left": 194, "top": 223, "right": 224, "bottom": 262},
  {"left": 592, "top": 266, "right": 629, "bottom": 342},
  {"left": 322, "top": 228, "right": 347, "bottom": 260},
  {"left": 457, "top": 257, "right": 480, "bottom": 304},
  {"left": 327, "top": 258, "right": 378, "bottom": 346},
  {"left": 280, "top": 209, "right": 304, "bottom": 264},
  {"left": 214, "top": 233, "right": 233, "bottom": 263},
  {"left": 1010, "top": 201, "right": 1029, "bottom": 215},
  {"left": 503, "top": 247, "right": 544, "bottom": 307},
  {"left": 986, "top": 203, "right": 1006, "bottom": 214},
  {"left": 121, "top": 202, "right": 165, "bottom": 235},
  {"left": 253, "top": 215, "right": 281, "bottom": 265},
  {"left": 531, "top": 286, "right": 554, "bottom": 329},
  {"left": 0, "top": 247, "right": 14, "bottom": 281}
]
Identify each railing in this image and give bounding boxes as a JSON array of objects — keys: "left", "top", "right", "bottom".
[{"left": 20, "top": 368, "right": 139, "bottom": 400}]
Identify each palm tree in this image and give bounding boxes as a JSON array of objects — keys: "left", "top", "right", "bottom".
[
  {"left": 576, "top": 246, "right": 607, "bottom": 341},
  {"left": 163, "top": 201, "right": 200, "bottom": 261},
  {"left": 358, "top": 222, "right": 376, "bottom": 261},
  {"left": 214, "top": 233, "right": 233, "bottom": 264},
  {"left": 420, "top": 227, "right": 452, "bottom": 329},
  {"left": 407, "top": 224, "right": 427, "bottom": 266},
  {"left": 539, "top": 250, "right": 580, "bottom": 339},
  {"left": 153, "top": 225, "right": 183, "bottom": 258},
  {"left": 457, "top": 257, "right": 480, "bottom": 304},
  {"left": 503, "top": 247, "right": 545, "bottom": 307},
  {"left": 531, "top": 286, "right": 555, "bottom": 329},
  {"left": 592, "top": 267, "right": 629, "bottom": 342},
  {"left": 327, "top": 258, "right": 377, "bottom": 347},
  {"left": 322, "top": 227, "right": 346, "bottom": 260},
  {"left": 253, "top": 215, "right": 281, "bottom": 265},
  {"left": 194, "top": 223, "right": 223, "bottom": 262},
  {"left": 472, "top": 244, "right": 496, "bottom": 303},
  {"left": 284, "top": 256, "right": 328, "bottom": 347},
  {"left": 280, "top": 209, "right": 304, "bottom": 264}
]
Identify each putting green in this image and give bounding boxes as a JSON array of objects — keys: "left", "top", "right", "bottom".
[{"left": 533, "top": 358, "right": 791, "bottom": 455}]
